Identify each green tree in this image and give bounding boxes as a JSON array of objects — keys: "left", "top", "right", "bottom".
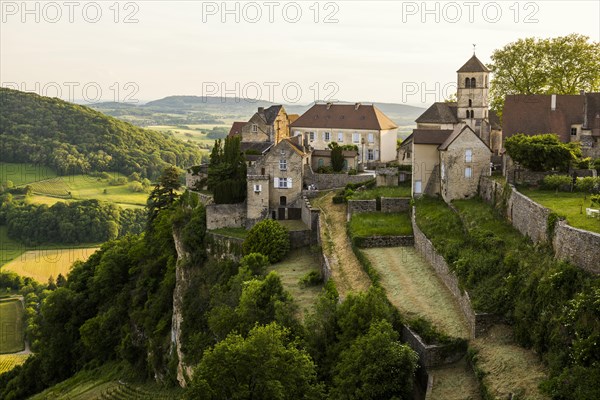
[
  {"left": 239, "top": 253, "right": 270, "bottom": 276},
  {"left": 489, "top": 34, "right": 600, "bottom": 117},
  {"left": 187, "top": 323, "right": 322, "bottom": 400},
  {"left": 243, "top": 219, "right": 290, "bottom": 263},
  {"left": 207, "top": 136, "right": 247, "bottom": 204},
  {"left": 331, "top": 320, "right": 418, "bottom": 400},
  {"left": 328, "top": 142, "right": 345, "bottom": 172},
  {"left": 147, "top": 166, "right": 181, "bottom": 223},
  {"left": 505, "top": 134, "right": 581, "bottom": 171}
]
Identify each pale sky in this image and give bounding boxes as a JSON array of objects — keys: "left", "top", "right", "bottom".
[{"left": 1, "top": 0, "right": 599, "bottom": 106}]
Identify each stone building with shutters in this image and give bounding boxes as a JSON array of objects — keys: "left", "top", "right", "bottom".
[{"left": 227, "top": 105, "right": 299, "bottom": 144}]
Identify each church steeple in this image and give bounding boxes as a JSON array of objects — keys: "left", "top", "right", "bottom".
[{"left": 457, "top": 53, "right": 490, "bottom": 125}]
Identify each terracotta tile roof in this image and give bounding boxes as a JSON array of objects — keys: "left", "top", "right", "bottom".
[
  {"left": 415, "top": 102, "right": 459, "bottom": 124},
  {"left": 457, "top": 54, "right": 490, "bottom": 73},
  {"left": 412, "top": 129, "right": 453, "bottom": 145},
  {"left": 228, "top": 121, "right": 246, "bottom": 137},
  {"left": 503, "top": 94, "right": 585, "bottom": 142},
  {"left": 438, "top": 124, "right": 491, "bottom": 151},
  {"left": 290, "top": 103, "right": 398, "bottom": 130}
]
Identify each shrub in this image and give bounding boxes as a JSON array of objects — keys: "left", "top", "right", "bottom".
[
  {"left": 591, "top": 194, "right": 600, "bottom": 207},
  {"left": 299, "top": 271, "right": 323, "bottom": 287},
  {"left": 542, "top": 175, "right": 572, "bottom": 191},
  {"left": 575, "top": 157, "right": 592, "bottom": 169},
  {"left": 332, "top": 194, "right": 345, "bottom": 204},
  {"left": 243, "top": 219, "right": 290, "bottom": 263},
  {"left": 239, "top": 253, "right": 270, "bottom": 276},
  {"left": 128, "top": 181, "right": 144, "bottom": 192},
  {"left": 347, "top": 168, "right": 358, "bottom": 175},
  {"left": 109, "top": 177, "right": 127, "bottom": 186},
  {"left": 317, "top": 165, "right": 335, "bottom": 174},
  {"left": 505, "top": 133, "right": 580, "bottom": 171},
  {"left": 575, "top": 176, "right": 600, "bottom": 194}
]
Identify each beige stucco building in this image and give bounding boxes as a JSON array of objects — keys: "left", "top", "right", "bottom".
[{"left": 289, "top": 103, "right": 398, "bottom": 164}]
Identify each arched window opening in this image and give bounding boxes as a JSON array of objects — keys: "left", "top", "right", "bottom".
[
  {"left": 465, "top": 77, "right": 470, "bottom": 88},
  {"left": 471, "top": 77, "right": 476, "bottom": 88},
  {"left": 468, "top": 99, "right": 472, "bottom": 107}
]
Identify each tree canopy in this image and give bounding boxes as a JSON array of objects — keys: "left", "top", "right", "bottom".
[
  {"left": 489, "top": 34, "right": 600, "bottom": 117},
  {"left": 243, "top": 219, "right": 290, "bottom": 263},
  {"left": 505, "top": 134, "right": 581, "bottom": 171},
  {"left": 207, "top": 137, "right": 247, "bottom": 204}
]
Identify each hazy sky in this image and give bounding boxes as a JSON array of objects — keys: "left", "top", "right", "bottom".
[{"left": 1, "top": 0, "right": 599, "bottom": 106}]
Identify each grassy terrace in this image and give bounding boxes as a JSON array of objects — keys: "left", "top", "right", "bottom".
[
  {"left": 0, "top": 298, "right": 24, "bottom": 353},
  {"left": 415, "top": 196, "right": 599, "bottom": 398},
  {"left": 349, "top": 184, "right": 411, "bottom": 199},
  {"left": 348, "top": 212, "right": 413, "bottom": 238},
  {"left": 518, "top": 188, "right": 600, "bottom": 233}
]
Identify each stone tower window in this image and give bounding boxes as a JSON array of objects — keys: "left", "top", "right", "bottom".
[
  {"left": 465, "top": 77, "right": 471, "bottom": 88},
  {"left": 468, "top": 99, "right": 472, "bottom": 107},
  {"left": 471, "top": 77, "right": 476, "bottom": 88}
]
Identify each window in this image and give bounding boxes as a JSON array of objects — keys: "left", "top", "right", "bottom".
[
  {"left": 252, "top": 124, "right": 258, "bottom": 133},
  {"left": 279, "top": 159, "right": 287, "bottom": 170},
  {"left": 571, "top": 127, "right": 577, "bottom": 136},
  {"left": 414, "top": 180, "right": 422, "bottom": 194},
  {"left": 253, "top": 184, "right": 262, "bottom": 193},
  {"left": 318, "top": 159, "right": 324, "bottom": 167},
  {"left": 471, "top": 77, "right": 476, "bottom": 88},
  {"left": 324, "top": 132, "right": 331, "bottom": 141},
  {"left": 465, "top": 77, "right": 470, "bottom": 88},
  {"left": 465, "top": 149, "right": 473, "bottom": 163},
  {"left": 275, "top": 177, "right": 292, "bottom": 188},
  {"left": 280, "top": 196, "right": 287, "bottom": 206},
  {"left": 466, "top": 110, "right": 470, "bottom": 118},
  {"left": 338, "top": 132, "right": 344, "bottom": 142},
  {"left": 368, "top": 133, "right": 374, "bottom": 143},
  {"left": 309, "top": 132, "right": 315, "bottom": 141},
  {"left": 468, "top": 99, "right": 472, "bottom": 107},
  {"left": 465, "top": 167, "right": 473, "bottom": 178},
  {"left": 353, "top": 133, "right": 360, "bottom": 143},
  {"left": 367, "top": 149, "right": 374, "bottom": 161}
]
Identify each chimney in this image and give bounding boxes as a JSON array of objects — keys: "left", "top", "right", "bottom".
[
  {"left": 354, "top": 102, "right": 361, "bottom": 110},
  {"left": 551, "top": 94, "right": 556, "bottom": 111},
  {"left": 326, "top": 102, "right": 332, "bottom": 110},
  {"left": 258, "top": 107, "right": 264, "bottom": 113}
]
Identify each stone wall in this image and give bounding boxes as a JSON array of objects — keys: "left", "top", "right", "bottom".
[
  {"left": 480, "top": 176, "right": 600, "bottom": 274},
  {"left": 289, "top": 229, "right": 313, "bottom": 249},
  {"left": 412, "top": 209, "right": 496, "bottom": 338},
  {"left": 401, "top": 326, "right": 466, "bottom": 368},
  {"left": 301, "top": 196, "right": 320, "bottom": 233},
  {"left": 206, "top": 232, "right": 244, "bottom": 262},
  {"left": 193, "top": 191, "right": 214, "bottom": 207},
  {"left": 381, "top": 197, "right": 411, "bottom": 213},
  {"left": 354, "top": 235, "right": 414, "bottom": 248},
  {"left": 304, "top": 165, "right": 375, "bottom": 189},
  {"left": 347, "top": 199, "right": 377, "bottom": 219},
  {"left": 554, "top": 221, "right": 600, "bottom": 274},
  {"left": 206, "top": 203, "right": 246, "bottom": 230}
]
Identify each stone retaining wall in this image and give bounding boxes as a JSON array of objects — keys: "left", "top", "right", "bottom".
[
  {"left": 347, "top": 199, "right": 377, "bottom": 219},
  {"left": 412, "top": 209, "right": 497, "bottom": 338},
  {"left": 480, "top": 176, "right": 600, "bottom": 274},
  {"left": 289, "top": 230, "right": 313, "bottom": 249},
  {"left": 354, "top": 235, "right": 414, "bottom": 248},
  {"left": 381, "top": 197, "right": 411, "bottom": 213},
  {"left": 206, "top": 232, "right": 244, "bottom": 262},
  {"left": 401, "top": 326, "right": 466, "bottom": 368},
  {"left": 304, "top": 165, "right": 375, "bottom": 189},
  {"left": 206, "top": 203, "right": 246, "bottom": 230}
]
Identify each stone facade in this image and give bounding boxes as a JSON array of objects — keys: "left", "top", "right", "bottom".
[
  {"left": 206, "top": 203, "right": 246, "bottom": 230},
  {"left": 239, "top": 106, "right": 292, "bottom": 143},
  {"left": 401, "top": 326, "right": 466, "bottom": 368},
  {"left": 439, "top": 126, "right": 491, "bottom": 202},
  {"left": 246, "top": 175, "right": 270, "bottom": 228},
  {"left": 301, "top": 196, "right": 320, "bottom": 233},
  {"left": 507, "top": 190, "right": 550, "bottom": 243},
  {"left": 206, "top": 232, "right": 244, "bottom": 262},
  {"left": 185, "top": 165, "right": 208, "bottom": 190},
  {"left": 380, "top": 197, "right": 410, "bottom": 213}
]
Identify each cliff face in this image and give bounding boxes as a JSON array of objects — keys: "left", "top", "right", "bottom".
[{"left": 171, "top": 229, "right": 195, "bottom": 387}]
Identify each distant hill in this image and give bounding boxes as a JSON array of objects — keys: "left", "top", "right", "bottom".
[
  {"left": 0, "top": 88, "right": 203, "bottom": 178},
  {"left": 90, "top": 96, "right": 425, "bottom": 133}
]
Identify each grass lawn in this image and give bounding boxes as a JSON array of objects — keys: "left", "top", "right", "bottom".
[
  {"left": 28, "top": 174, "right": 150, "bottom": 206},
  {"left": 0, "top": 226, "right": 26, "bottom": 267},
  {"left": 518, "top": 188, "right": 600, "bottom": 234},
  {"left": 268, "top": 249, "right": 323, "bottom": 318},
  {"left": 1, "top": 162, "right": 57, "bottom": 186},
  {"left": 0, "top": 298, "right": 25, "bottom": 353},
  {"left": 348, "top": 212, "right": 413, "bottom": 237},
  {"left": 349, "top": 184, "right": 411, "bottom": 200},
  {"left": 148, "top": 124, "right": 220, "bottom": 149},
  {"left": 2, "top": 247, "right": 99, "bottom": 283},
  {"left": 278, "top": 219, "right": 309, "bottom": 231},
  {"left": 210, "top": 227, "right": 248, "bottom": 239},
  {"left": 0, "top": 354, "right": 30, "bottom": 375}
]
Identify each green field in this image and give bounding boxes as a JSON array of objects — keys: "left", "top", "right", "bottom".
[
  {"left": 348, "top": 212, "right": 413, "bottom": 238},
  {"left": 148, "top": 124, "right": 225, "bottom": 150},
  {"left": 0, "top": 226, "right": 26, "bottom": 268},
  {"left": 2, "top": 247, "right": 99, "bottom": 283},
  {"left": 27, "top": 174, "right": 149, "bottom": 207},
  {"left": 0, "top": 162, "right": 57, "bottom": 187},
  {"left": 268, "top": 249, "right": 323, "bottom": 317},
  {"left": 518, "top": 188, "right": 600, "bottom": 233},
  {"left": 349, "top": 184, "right": 411, "bottom": 200},
  {"left": 0, "top": 298, "right": 25, "bottom": 354},
  {"left": 0, "top": 354, "right": 30, "bottom": 375}
]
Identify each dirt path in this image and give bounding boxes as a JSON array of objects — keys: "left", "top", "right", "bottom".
[
  {"left": 472, "top": 325, "right": 549, "bottom": 400},
  {"left": 428, "top": 358, "right": 481, "bottom": 400},
  {"left": 363, "top": 247, "right": 470, "bottom": 339},
  {"left": 312, "top": 192, "right": 370, "bottom": 297}
]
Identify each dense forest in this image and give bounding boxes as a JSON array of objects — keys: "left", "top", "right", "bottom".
[
  {"left": 0, "top": 88, "right": 203, "bottom": 178},
  {"left": 0, "top": 197, "right": 145, "bottom": 244},
  {"left": 0, "top": 168, "right": 418, "bottom": 400}
]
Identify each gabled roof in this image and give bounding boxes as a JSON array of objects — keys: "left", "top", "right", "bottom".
[
  {"left": 288, "top": 114, "right": 300, "bottom": 124},
  {"left": 228, "top": 121, "right": 246, "bottom": 137},
  {"left": 412, "top": 129, "right": 453, "bottom": 145},
  {"left": 277, "top": 138, "right": 305, "bottom": 156},
  {"left": 399, "top": 133, "right": 413, "bottom": 148},
  {"left": 438, "top": 124, "right": 491, "bottom": 151},
  {"left": 290, "top": 103, "right": 398, "bottom": 130},
  {"left": 240, "top": 141, "right": 273, "bottom": 154},
  {"left": 415, "top": 102, "right": 459, "bottom": 124},
  {"left": 457, "top": 54, "right": 490, "bottom": 73},
  {"left": 584, "top": 92, "right": 600, "bottom": 131},
  {"left": 262, "top": 105, "right": 283, "bottom": 125}
]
